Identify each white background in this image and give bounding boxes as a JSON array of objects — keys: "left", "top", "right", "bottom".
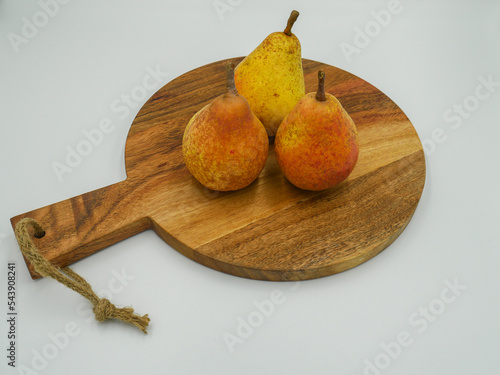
[{"left": 1, "top": 1, "right": 499, "bottom": 374}]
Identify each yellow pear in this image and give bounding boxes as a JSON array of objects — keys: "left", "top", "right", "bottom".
[{"left": 234, "top": 10, "right": 305, "bottom": 137}]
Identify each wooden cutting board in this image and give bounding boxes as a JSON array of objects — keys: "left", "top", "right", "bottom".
[{"left": 11, "top": 57, "right": 425, "bottom": 281}]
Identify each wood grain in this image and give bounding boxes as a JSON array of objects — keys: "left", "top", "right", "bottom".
[{"left": 10, "top": 57, "right": 425, "bottom": 281}]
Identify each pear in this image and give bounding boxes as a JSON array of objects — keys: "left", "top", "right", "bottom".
[
  {"left": 182, "top": 63, "right": 269, "bottom": 191},
  {"left": 275, "top": 71, "right": 359, "bottom": 191},
  {"left": 234, "top": 10, "right": 305, "bottom": 137}
]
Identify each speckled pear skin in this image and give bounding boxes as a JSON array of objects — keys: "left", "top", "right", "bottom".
[
  {"left": 275, "top": 91, "right": 359, "bottom": 191},
  {"left": 234, "top": 12, "right": 305, "bottom": 136},
  {"left": 182, "top": 84, "right": 269, "bottom": 192}
]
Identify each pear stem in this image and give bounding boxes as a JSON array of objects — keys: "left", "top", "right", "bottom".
[
  {"left": 316, "top": 71, "right": 326, "bottom": 102},
  {"left": 283, "top": 10, "right": 300, "bottom": 36},
  {"left": 226, "top": 62, "right": 237, "bottom": 95}
]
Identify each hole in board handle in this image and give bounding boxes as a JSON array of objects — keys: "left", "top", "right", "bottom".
[{"left": 34, "top": 230, "right": 46, "bottom": 239}]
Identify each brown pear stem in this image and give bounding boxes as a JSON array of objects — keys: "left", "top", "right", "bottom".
[
  {"left": 316, "top": 71, "right": 326, "bottom": 102},
  {"left": 283, "top": 10, "right": 300, "bottom": 36},
  {"left": 226, "top": 62, "right": 237, "bottom": 95}
]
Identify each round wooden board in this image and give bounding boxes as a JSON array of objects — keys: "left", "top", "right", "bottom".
[
  {"left": 126, "top": 57, "right": 426, "bottom": 281},
  {"left": 12, "top": 57, "right": 425, "bottom": 281}
]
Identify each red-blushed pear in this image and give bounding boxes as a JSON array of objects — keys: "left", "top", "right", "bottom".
[
  {"left": 234, "top": 10, "right": 305, "bottom": 137},
  {"left": 182, "top": 63, "right": 269, "bottom": 191},
  {"left": 275, "top": 71, "right": 359, "bottom": 191}
]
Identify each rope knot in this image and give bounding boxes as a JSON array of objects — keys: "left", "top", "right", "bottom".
[
  {"left": 92, "top": 297, "right": 150, "bottom": 333},
  {"left": 93, "top": 298, "right": 116, "bottom": 321}
]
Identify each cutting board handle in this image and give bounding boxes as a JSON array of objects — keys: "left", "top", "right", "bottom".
[{"left": 10, "top": 179, "right": 151, "bottom": 279}]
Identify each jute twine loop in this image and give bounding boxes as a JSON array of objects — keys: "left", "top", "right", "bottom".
[{"left": 14, "top": 218, "right": 150, "bottom": 334}]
